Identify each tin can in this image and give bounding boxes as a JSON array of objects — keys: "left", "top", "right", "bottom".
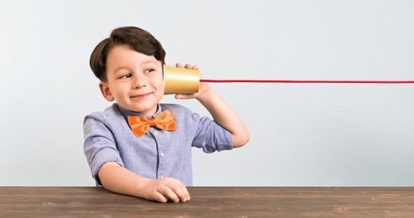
[{"left": 163, "top": 65, "right": 200, "bottom": 94}]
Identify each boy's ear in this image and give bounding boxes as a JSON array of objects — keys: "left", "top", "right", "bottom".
[{"left": 99, "top": 82, "right": 114, "bottom": 102}]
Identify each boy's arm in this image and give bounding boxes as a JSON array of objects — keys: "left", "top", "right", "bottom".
[
  {"left": 98, "top": 162, "right": 190, "bottom": 203},
  {"left": 175, "top": 64, "right": 250, "bottom": 148}
]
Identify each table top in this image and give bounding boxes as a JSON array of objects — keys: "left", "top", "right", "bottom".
[{"left": 1, "top": 187, "right": 413, "bottom": 217}]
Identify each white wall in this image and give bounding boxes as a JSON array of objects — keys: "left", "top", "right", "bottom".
[{"left": 1, "top": 0, "right": 413, "bottom": 186}]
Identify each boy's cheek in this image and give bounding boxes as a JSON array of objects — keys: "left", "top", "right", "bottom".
[{"left": 159, "top": 79, "right": 166, "bottom": 93}]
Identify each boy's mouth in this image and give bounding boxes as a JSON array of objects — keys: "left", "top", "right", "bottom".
[{"left": 130, "top": 92, "right": 153, "bottom": 100}]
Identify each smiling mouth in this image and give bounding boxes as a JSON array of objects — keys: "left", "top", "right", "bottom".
[{"left": 130, "top": 92, "right": 153, "bottom": 100}]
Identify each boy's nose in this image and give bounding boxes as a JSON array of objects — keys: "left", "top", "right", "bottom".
[{"left": 132, "top": 75, "right": 147, "bottom": 89}]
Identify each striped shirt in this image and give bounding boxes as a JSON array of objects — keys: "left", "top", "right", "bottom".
[{"left": 83, "top": 103, "right": 232, "bottom": 185}]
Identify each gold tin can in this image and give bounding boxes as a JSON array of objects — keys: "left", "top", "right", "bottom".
[{"left": 163, "top": 65, "right": 200, "bottom": 94}]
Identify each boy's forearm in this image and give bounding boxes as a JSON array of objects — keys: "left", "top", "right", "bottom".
[
  {"left": 98, "top": 162, "right": 149, "bottom": 198},
  {"left": 97, "top": 162, "right": 190, "bottom": 203},
  {"left": 196, "top": 88, "right": 249, "bottom": 147}
]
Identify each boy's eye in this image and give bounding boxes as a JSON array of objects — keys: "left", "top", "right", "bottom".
[
  {"left": 144, "top": 68, "right": 155, "bottom": 74},
  {"left": 118, "top": 72, "right": 132, "bottom": 79}
]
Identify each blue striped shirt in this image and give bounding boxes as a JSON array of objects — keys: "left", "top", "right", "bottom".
[{"left": 83, "top": 103, "right": 232, "bottom": 186}]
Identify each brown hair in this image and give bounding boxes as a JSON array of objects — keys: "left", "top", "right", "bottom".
[{"left": 89, "top": 26, "right": 166, "bottom": 81}]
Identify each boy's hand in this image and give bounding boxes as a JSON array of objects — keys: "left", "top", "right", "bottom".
[
  {"left": 172, "top": 63, "right": 249, "bottom": 147},
  {"left": 174, "top": 63, "right": 211, "bottom": 100},
  {"left": 140, "top": 177, "right": 190, "bottom": 203}
]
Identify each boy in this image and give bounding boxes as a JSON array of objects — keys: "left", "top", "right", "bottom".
[{"left": 84, "top": 26, "right": 249, "bottom": 203}]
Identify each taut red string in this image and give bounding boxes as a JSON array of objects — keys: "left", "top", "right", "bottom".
[{"left": 200, "top": 79, "right": 414, "bottom": 84}]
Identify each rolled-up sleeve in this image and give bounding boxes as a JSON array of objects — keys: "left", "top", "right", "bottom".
[
  {"left": 191, "top": 113, "right": 233, "bottom": 153},
  {"left": 83, "top": 113, "right": 124, "bottom": 183}
]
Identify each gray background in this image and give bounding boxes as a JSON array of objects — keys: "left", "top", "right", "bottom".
[{"left": 1, "top": 0, "right": 413, "bottom": 186}]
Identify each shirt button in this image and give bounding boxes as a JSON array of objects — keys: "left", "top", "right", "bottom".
[
  {"left": 160, "top": 152, "right": 165, "bottom": 157},
  {"left": 153, "top": 131, "right": 158, "bottom": 136}
]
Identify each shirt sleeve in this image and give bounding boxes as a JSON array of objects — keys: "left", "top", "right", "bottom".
[
  {"left": 191, "top": 113, "right": 233, "bottom": 153},
  {"left": 83, "top": 113, "right": 124, "bottom": 184}
]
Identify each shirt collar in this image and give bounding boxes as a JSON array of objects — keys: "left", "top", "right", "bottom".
[{"left": 116, "top": 103, "right": 163, "bottom": 119}]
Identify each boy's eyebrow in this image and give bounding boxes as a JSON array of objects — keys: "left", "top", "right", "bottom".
[
  {"left": 112, "top": 60, "right": 159, "bottom": 73},
  {"left": 140, "top": 60, "right": 159, "bottom": 66},
  {"left": 112, "top": 66, "right": 129, "bottom": 74}
]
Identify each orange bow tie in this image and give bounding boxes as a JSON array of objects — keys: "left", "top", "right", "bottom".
[{"left": 127, "top": 109, "right": 176, "bottom": 138}]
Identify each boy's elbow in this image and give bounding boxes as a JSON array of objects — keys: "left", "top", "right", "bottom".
[{"left": 232, "top": 131, "right": 250, "bottom": 148}]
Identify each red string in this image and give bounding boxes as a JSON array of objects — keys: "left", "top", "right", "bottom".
[{"left": 200, "top": 79, "right": 414, "bottom": 84}]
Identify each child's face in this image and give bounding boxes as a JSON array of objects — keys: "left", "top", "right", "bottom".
[{"left": 99, "top": 45, "right": 164, "bottom": 115}]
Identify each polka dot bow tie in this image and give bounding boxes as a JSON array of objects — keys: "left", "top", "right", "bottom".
[{"left": 127, "top": 109, "right": 176, "bottom": 138}]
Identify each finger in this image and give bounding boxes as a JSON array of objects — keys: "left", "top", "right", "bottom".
[
  {"left": 176, "top": 63, "right": 183, "bottom": 68},
  {"left": 169, "top": 186, "right": 184, "bottom": 202},
  {"left": 175, "top": 94, "right": 196, "bottom": 99},
  {"left": 179, "top": 183, "right": 190, "bottom": 202},
  {"left": 183, "top": 187, "right": 190, "bottom": 201},
  {"left": 153, "top": 192, "right": 168, "bottom": 203},
  {"left": 159, "top": 186, "right": 180, "bottom": 203},
  {"left": 168, "top": 184, "right": 185, "bottom": 202},
  {"left": 192, "top": 65, "right": 198, "bottom": 70},
  {"left": 167, "top": 179, "right": 190, "bottom": 202},
  {"left": 184, "top": 64, "right": 192, "bottom": 69},
  {"left": 176, "top": 184, "right": 191, "bottom": 202}
]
